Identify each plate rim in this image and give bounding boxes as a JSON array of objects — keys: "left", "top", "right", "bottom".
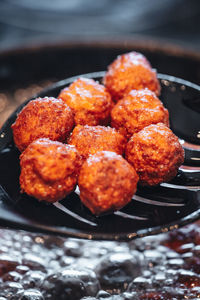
[{"left": 1, "top": 39, "right": 200, "bottom": 62}]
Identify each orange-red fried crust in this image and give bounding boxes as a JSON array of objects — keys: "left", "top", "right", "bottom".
[
  {"left": 111, "top": 89, "right": 169, "bottom": 139},
  {"left": 125, "top": 123, "right": 184, "bottom": 186},
  {"left": 20, "top": 138, "right": 82, "bottom": 202},
  {"left": 58, "top": 77, "right": 113, "bottom": 126},
  {"left": 68, "top": 125, "right": 126, "bottom": 160},
  {"left": 78, "top": 151, "right": 139, "bottom": 215},
  {"left": 103, "top": 51, "right": 160, "bottom": 101},
  {"left": 12, "top": 97, "right": 74, "bottom": 152}
]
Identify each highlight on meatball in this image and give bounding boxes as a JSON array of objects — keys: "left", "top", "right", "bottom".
[
  {"left": 125, "top": 123, "right": 184, "bottom": 186},
  {"left": 58, "top": 77, "right": 113, "bottom": 126},
  {"left": 12, "top": 97, "right": 74, "bottom": 152},
  {"left": 111, "top": 89, "right": 169, "bottom": 139},
  {"left": 68, "top": 125, "right": 126, "bottom": 160},
  {"left": 103, "top": 51, "right": 160, "bottom": 101},
  {"left": 78, "top": 151, "right": 139, "bottom": 215},
  {"left": 20, "top": 138, "right": 82, "bottom": 203}
]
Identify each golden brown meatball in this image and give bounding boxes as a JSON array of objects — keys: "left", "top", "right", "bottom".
[
  {"left": 58, "top": 77, "right": 113, "bottom": 126},
  {"left": 125, "top": 123, "right": 184, "bottom": 186},
  {"left": 103, "top": 51, "right": 160, "bottom": 101},
  {"left": 12, "top": 97, "right": 74, "bottom": 152},
  {"left": 20, "top": 138, "right": 82, "bottom": 202},
  {"left": 111, "top": 89, "right": 169, "bottom": 139},
  {"left": 78, "top": 151, "right": 139, "bottom": 215},
  {"left": 68, "top": 125, "right": 126, "bottom": 160}
]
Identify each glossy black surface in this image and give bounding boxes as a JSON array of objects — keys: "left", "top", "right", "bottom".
[{"left": 0, "top": 72, "right": 200, "bottom": 241}]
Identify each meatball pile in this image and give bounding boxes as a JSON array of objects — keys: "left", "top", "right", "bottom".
[
  {"left": 20, "top": 138, "right": 82, "bottom": 202},
  {"left": 103, "top": 51, "right": 160, "bottom": 101},
  {"left": 12, "top": 51, "right": 184, "bottom": 215},
  {"left": 126, "top": 123, "right": 184, "bottom": 186},
  {"left": 78, "top": 151, "right": 138, "bottom": 215},
  {"left": 58, "top": 77, "right": 113, "bottom": 126},
  {"left": 68, "top": 125, "right": 126, "bottom": 160},
  {"left": 111, "top": 88, "right": 169, "bottom": 139},
  {"left": 12, "top": 97, "right": 74, "bottom": 152}
]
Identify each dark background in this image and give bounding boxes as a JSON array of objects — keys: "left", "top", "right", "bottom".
[{"left": 0, "top": 0, "right": 200, "bottom": 51}]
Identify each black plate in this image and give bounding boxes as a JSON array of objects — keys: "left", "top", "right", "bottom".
[{"left": 0, "top": 71, "right": 200, "bottom": 241}]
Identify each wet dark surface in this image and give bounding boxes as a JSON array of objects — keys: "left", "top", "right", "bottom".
[{"left": 0, "top": 223, "right": 200, "bottom": 298}]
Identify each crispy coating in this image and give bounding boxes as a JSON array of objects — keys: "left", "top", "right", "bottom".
[
  {"left": 68, "top": 125, "right": 126, "bottom": 160},
  {"left": 12, "top": 97, "right": 74, "bottom": 152},
  {"left": 125, "top": 123, "right": 184, "bottom": 186},
  {"left": 20, "top": 138, "right": 82, "bottom": 203},
  {"left": 78, "top": 151, "right": 139, "bottom": 215},
  {"left": 103, "top": 51, "right": 160, "bottom": 101},
  {"left": 58, "top": 77, "right": 113, "bottom": 126},
  {"left": 111, "top": 89, "right": 169, "bottom": 139}
]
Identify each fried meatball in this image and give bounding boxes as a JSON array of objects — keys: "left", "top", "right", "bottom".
[
  {"left": 103, "top": 51, "right": 160, "bottom": 101},
  {"left": 125, "top": 123, "right": 184, "bottom": 186},
  {"left": 111, "top": 89, "right": 169, "bottom": 139},
  {"left": 78, "top": 151, "right": 139, "bottom": 215},
  {"left": 58, "top": 77, "right": 113, "bottom": 126},
  {"left": 12, "top": 97, "right": 74, "bottom": 152},
  {"left": 68, "top": 125, "right": 126, "bottom": 160},
  {"left": 20, "top": 138, "right": 82, "bottom": 202}
]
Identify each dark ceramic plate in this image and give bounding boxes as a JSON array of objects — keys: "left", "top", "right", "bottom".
[{"left": 0, "top": 71, "right": 200, "bottom": 241}]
